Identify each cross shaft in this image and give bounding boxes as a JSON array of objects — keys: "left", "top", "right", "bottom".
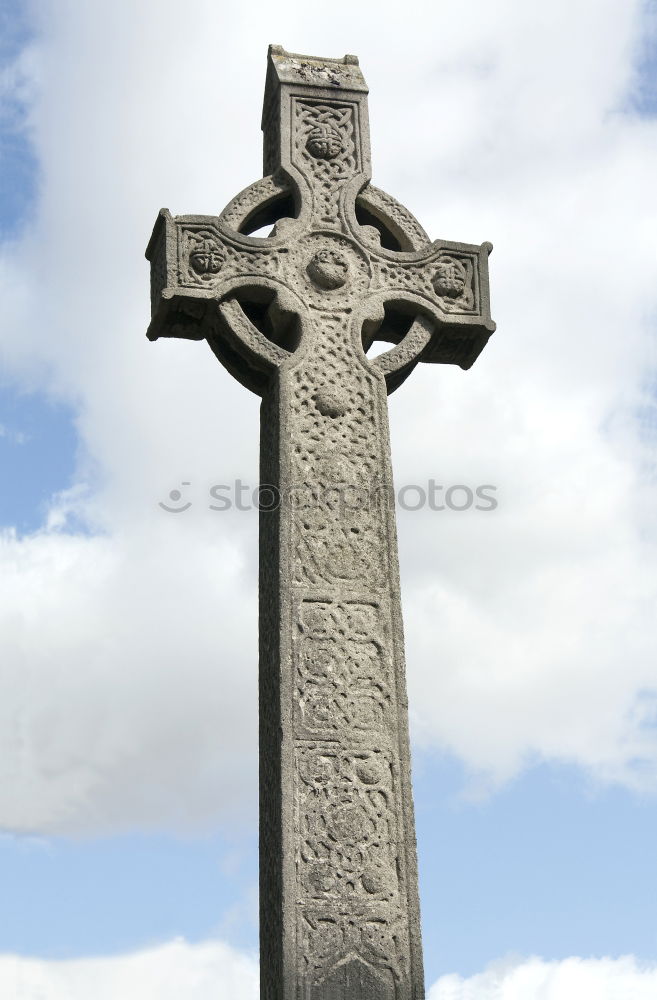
[{"left": 145, "top": 45, "right": 495, "bottom": 1000}]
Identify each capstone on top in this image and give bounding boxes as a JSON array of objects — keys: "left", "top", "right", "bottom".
[{"left": 262, "top": 44, "right": 368, "bottom": 131}]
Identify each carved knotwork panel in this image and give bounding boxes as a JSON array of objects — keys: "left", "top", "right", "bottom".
[
  {"left": 294, "top": 600, "right": 392, "bottom": 740},
  {"left": 371, "top": 250, "right": 480, "bottom": 316},
  {"left": 291, "top": 98, "right": 362, "bottom": 224},
  {"left": 177, "top": 225, "right": 284, "bottom": 287},
  {"left": 296, "top": 745, "right": 401, "bottom": 901},
  {"left": 287, "top": 310, "right": 389, "bottom": 589},
  {"left": 299, "top": 906, "right": 408, "bottom": 998}
]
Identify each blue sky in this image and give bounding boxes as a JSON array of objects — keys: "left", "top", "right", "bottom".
[
  {"left": 0, "top": 387, "right": 78, "bottom": 532},
  {"left": 0, "top": 2, "right": 656, "bottom": 998},
  {"left": 2, "top": 759, "right": 656, "bottom": 984}
]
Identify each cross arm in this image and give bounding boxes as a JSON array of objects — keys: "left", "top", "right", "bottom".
[
  {"left": 339, "top": 182, "right": 495, "bottom": 392},
  {"left": 363, "top": 236, "right": 495, "bottom": 376},
  {"left": 145, "top": 208, "right": 302, "bottom": 393}
]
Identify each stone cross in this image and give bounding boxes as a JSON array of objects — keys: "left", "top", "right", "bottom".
[{"left": 145, "top": 46, "right": 494, "bottom": 1000}]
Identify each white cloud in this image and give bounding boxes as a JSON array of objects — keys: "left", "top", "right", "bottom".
[
  {"left": 1, "top": 945, "right": 655, "bottom": 1000},
  {"left": 0, "top": 520, "right": 259, "bottom": 834},
  {"left": 0, "top": 938, "right": 258, "bottom": 1000},
  {"left": 429, "top": 954, "right": 657, "bottom": 1000},
  {"left": 0, "top": 0, "right": 656, "bottom": 833}
]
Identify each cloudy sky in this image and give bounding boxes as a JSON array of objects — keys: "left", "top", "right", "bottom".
[{"left": 1, "top": 0, "right": 656, "bottom": 996}]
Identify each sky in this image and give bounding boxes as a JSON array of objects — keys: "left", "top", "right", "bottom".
[{"left": 0, "top": 0, "right": 656, "bottom": 996}]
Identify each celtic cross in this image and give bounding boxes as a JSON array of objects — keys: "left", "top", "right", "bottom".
[{"left": 145, "top": 46, "right": 494, "bottom": 1000}]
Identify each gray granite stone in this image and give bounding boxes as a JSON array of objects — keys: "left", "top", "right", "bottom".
[{"left": 145, "top": 44, "right": 495, "bottom": 1000}]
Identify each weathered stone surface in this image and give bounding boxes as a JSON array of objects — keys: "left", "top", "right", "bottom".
[{"left": 145, "top": 44, "right": 495, "bottom": 1000}]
